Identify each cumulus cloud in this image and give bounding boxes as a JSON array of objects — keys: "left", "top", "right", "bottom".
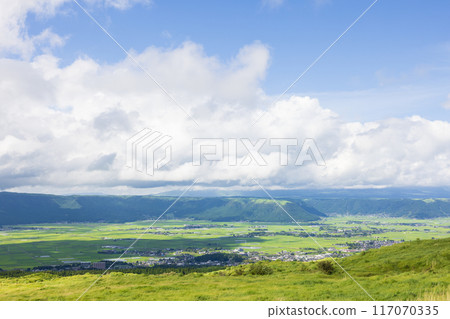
[
  {"left": 0, "top": 0, "right": 66, "bottom": 58},
  {"left": 0, "top": 41, "right": 272, "bottom": 191},
  {"left": 0, "top": 0, "right": 150, "bottom": 59},
  {"left": 1, "top": 0, "right": 449, "bottom": 193},
  {"left": 88, "top": 153, "right": 117, "bottom": 171},
  {"left": 1, "top": 41, "right": 450, "bottom": 193}
]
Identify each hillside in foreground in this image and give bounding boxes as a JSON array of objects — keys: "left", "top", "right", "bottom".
[{"left": 1, "top": 238, "right": 448, "bottom": 301}]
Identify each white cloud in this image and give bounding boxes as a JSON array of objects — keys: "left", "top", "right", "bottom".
[
  {"left": 103, "top": 0, "right": 151, "bottom": 10},
  {"left": 0, "top": 0, "right": 150, "bottom": 59},
  {"left": 0, "top": 0, "right": 67, "bottom": 58},
  {"left": 1, "top": 0, "right": 449, "bottom": 193},
  {"left": 1, "top": 42, "right": 450, "bottom": 193},
  {"left": 0, "top": 41, "right": 272, "bottom": 190}
]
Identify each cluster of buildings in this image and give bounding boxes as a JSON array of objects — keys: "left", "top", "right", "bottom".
[
  {"left": 344, "top": 239, "right": 404, "bottom": 251},
  {"left": 7, "top": 237, "right": 406, "bottom": 273}
]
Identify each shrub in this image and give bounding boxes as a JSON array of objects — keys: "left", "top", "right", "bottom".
[
  {"left": 249, "top": 263, "right": 273, "bottom": 275},
  {"left": 317, "top": 260, "right": 335, "bottom": 275},
  {"left": 231, "top": 265, "right": 246, "bottom": 276}
]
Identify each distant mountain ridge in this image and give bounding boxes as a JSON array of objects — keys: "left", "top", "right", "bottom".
[
  {"left": 0, "top": 192, "right": 322, "bottom": 225},
  {"left": 303, "top": 198, "right": 450, "bottom": 219},
  {"left": 0, "top": 192, "right": 449, "bottom": 225},
  {"left": 158, "top": 186, "right": 450, "bottom": 199}
]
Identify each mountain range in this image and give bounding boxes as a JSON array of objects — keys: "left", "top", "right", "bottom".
[{"left": 0, "top": 191, "right": 449, "bottom": 225}]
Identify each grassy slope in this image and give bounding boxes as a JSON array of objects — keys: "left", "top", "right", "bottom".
[{"left": 0, "top": 238, "right": 448, "bottom": 301}]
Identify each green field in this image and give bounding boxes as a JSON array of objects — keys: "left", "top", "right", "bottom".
[
  {"left": 1, "top": 217, "right": 449, "bottom": 270},
  {"left": 0, "top": 238, "right": 448, "bottom": 301},
  {"left": 1, "top": 216, "right": 449, "bottom": 301}
]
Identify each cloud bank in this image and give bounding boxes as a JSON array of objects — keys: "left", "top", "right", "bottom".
[{"left": 0, "top": 0, "right": 449, "bottom": 194}]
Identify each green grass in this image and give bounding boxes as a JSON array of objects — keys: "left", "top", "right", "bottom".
[
  {"left": 0, "top": 238, "right": 448, "bottom": 301},
  {"left": 1, "top": 217, "right": 449, "bottom": 270}
]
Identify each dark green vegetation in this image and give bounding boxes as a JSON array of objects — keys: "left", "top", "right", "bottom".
[
  {"left": 305, "top": 198, "right": 450, "bottom": 219},
  {"left": 1, "top": 192, "right": 449, "bottom": 226},
  {"left": 0, "top": 192, "right": 322, "bottom": 225},
  {"left": 193, "top": 252, "right": 244, "bottom": 263},
  {"left": 0, "top": 238, "right": 448, "bottom": 300},
  {"left": 317, "top": 260, "right": 335, "bottom": 275},
  {"left": 0, "top": 265, "right": 225, "bottom": 278}
]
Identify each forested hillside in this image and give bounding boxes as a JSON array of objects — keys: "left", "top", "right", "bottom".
[
  {"left": 0, "top": 192, "right": 449, "bottom": 225},
  {"left": 0, "top": 192, "right": 321, "bottom": 225},
  {"left": 304, "top": 198, "right": 450, "bottom": 219}
]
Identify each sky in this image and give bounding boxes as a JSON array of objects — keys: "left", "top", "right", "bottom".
[{"left": 0, "top": 0, "right": 450, "bottom": 194}]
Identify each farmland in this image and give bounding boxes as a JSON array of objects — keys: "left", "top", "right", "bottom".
[
  {"left": 0, "top": 215, "right": 449, "bottom": 301},
  {"left": 1, "top": 216, "right": 449, "bottom": 270}
]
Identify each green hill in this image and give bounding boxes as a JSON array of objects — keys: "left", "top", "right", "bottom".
[
  {"left": 1, "top": 192, "right": 449, "bottom": 226},
  {"left": 0, "top": 238, "right": 448, "bottom": 301},
  {"left": 305, "top": 198, "right": 450, "bottom": 219},
  {"left": 0, "top": 192, "right": 321, "bottom": 225}
]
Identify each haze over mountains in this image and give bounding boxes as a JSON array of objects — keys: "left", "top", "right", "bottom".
[
  {"left": 158, "top": 186, "right": 450, "bottom": 199},
  {"left": 0, "top": 190, "right": 449, "bottom": 225}
]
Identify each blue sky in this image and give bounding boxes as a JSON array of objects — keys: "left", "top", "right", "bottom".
[
  {"left": 1, "top": 0, "right": 450, "bottom": 193},
  {"left": 25, "top": 0, "right": 450, "bottom": 121}
]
